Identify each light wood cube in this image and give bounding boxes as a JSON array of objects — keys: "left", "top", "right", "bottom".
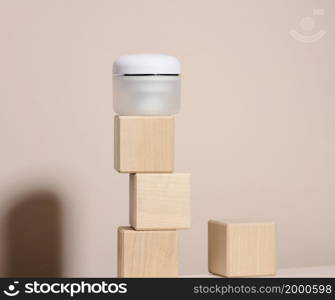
[
  {"left": 130, "top": 173, "right": 191, "bottom": 230},
  {"left": 117, "top": 227, "right": 178, "bottom": 278},
  {"left": 114, "top": 116, "right": 174, "bottom": 173},
  {"left": 208, "top": 220, "right": 277, "bottom": 277}
]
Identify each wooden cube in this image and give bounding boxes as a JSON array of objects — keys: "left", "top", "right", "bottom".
[
  {"left": 208, "top": 220, "right": 277, "bottom": 277},
  {"left": 117, "top": 227, "right": 178, "bottom": 277},
  {"left": 114, "top": 116, "right": 174, "bottom": 173},
  {"left": 130, "top": 173, "right": 191, "bottom": 230}
]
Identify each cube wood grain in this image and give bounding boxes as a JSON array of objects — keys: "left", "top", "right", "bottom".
[
  {"left": 130, "top": 173, "right": 191, "bottom": 230},
  {"left": 117, "top": 227, "right": 178, "bottom": 278},
  {"left": 208, "top": 220, "right": 277, "bottom": 277},
  {"left": 114, "top": 116, "right": 174, "bottom": 173}
]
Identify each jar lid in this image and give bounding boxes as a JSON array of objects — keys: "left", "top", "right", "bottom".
[{"left": 113, "top": 54, "right": 180, "bottom": 75}]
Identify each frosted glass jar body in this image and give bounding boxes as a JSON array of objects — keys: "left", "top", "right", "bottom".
[{"left": 113, "top": 75, "right": 180, "bottom": 115}]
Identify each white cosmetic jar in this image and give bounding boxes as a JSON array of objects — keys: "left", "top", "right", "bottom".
[{"left": 113, "top": 54, "right": 181, "bottom": 115}]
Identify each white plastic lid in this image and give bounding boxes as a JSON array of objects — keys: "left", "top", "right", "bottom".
[{"left": 113, "top": 54, "right": 180, "bottom": 75}]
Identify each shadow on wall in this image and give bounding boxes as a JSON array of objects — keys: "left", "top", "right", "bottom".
[{"left": 3, "top": 189, "right": 63, "bottom": 277}]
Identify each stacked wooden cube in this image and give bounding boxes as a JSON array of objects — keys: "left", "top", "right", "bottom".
[{"left": 115, "top": 116, "right": 191, "bottom": 277}]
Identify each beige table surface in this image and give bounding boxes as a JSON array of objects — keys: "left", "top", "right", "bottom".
[{"left": 183, "top": 265, "right": 335, "bottom": 278}]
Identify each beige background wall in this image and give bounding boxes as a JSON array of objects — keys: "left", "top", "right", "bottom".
[{"left": 0, "top": 0, "right": 334, "bottom": 276}]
